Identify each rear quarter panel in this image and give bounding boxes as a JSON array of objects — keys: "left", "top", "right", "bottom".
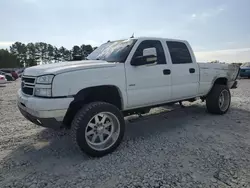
[{"left": 198, "top": 63, "right": 239, "bottom": 95}]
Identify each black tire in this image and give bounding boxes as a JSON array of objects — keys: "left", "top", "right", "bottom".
[
  {"left": 206, "top": 85, "right": 231, "bottom": 114},
  {"left": 71, "top": 102, "right": 125, "bottom": 157}
]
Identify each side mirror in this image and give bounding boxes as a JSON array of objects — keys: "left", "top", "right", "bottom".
[
  {"left": 131, "top": 47, "right": 157, "bottom": 66},
  {"left": 143, "top": 47, "right": 157, "bottom": 57}
]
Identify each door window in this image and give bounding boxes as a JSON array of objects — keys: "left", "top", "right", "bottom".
[
  {"left": 132, "top": 40, "right": 166, "bottom": 64},
  {"left": 166, "top": 41, "right": 192, "bottom": 64}
]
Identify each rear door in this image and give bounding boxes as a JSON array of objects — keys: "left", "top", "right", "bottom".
[
  {"left": 166, "top": 41, "right": 199, "bottom": 100},
  {"left": 125, "top": 39, "right": 172, "bottom": 109}
]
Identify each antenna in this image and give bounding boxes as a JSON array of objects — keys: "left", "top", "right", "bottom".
[{"left": 130, "top": 33, "right": 134, "bottom": 38}]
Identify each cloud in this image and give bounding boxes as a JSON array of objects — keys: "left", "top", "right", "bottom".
[
  {"left": 191, "top": 14, "right": 197, "bottom": 18},
  {"left": 191, "top": 6, "right": 226, "bottom": 22},
  {"left": 195, "top": 48, "right": 250, "bottom": 63}
]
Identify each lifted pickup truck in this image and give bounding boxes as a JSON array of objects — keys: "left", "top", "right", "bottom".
[{"left": 17, "top": 37, "right": 239, "bottom": 157}]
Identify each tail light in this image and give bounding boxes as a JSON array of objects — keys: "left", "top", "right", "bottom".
[{"left": 0, "top": 77, "right": 4, "bottom": 80}]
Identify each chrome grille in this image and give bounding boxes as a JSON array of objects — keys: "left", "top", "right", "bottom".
[
  {"left": 22, "top": 77, "right": 35, "bottom": 84},
  {"left": 21, "top": 76, "right": 36, "bottom": 96}
]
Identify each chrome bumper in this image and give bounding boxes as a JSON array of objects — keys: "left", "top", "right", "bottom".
[{"left": 18, "top": 103, "right": 63, "bottom": 129}]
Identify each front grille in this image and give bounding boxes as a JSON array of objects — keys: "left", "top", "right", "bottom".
[
  {"left": 22, "top": 77, "right": 35, "bottom": 84},
  {"left": 21, "top": 76, "right": 36, "bottom": 96}
]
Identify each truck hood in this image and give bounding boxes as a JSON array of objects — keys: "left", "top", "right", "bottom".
[{"left": 23, "top": 60, "right": 117, "bottom": 76}]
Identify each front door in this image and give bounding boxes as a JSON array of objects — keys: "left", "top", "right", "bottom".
[{"left": 125, "top": 40, "right": 172, "bottom": 109}]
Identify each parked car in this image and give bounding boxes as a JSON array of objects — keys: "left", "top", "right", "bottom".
[
  {"left": 0, "top": 75, "right": 7, "bottom": 85},
  {"left": 0, "top": 71, "right": 14, "bottom": 81},
  {"left": 239, "top": 62, "right": 250, "bottom": 78},
  {"left": 0, "top": 69, "right": 18, "bottom": 80},
  {"left": 17, "top": 37, "right": 239, "bottom": 157},
  {"left": 11, "top": 71, "right": 19, "bottom": 80}
]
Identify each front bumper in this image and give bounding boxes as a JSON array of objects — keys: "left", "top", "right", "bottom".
[
  {"left": 17, "top": 89, "right": 74, "bottom": 129},
  {"left": 18, "top": 105, "right": 63, "bottom": 129}
]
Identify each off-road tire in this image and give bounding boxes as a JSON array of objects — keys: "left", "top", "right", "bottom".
[
  {"left": 206, "top": 85, "right": 231, "bottom": 114},
  {"left": 71, "top": 102, "right": 125, "bottom": 157}
]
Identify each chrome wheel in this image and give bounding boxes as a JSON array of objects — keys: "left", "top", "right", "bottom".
[
  {"left": 219, "top": 89, "right": 230, "bottom": 112},
  {"left": 85, "top": 112, "right": 120, "bottom": 151}
]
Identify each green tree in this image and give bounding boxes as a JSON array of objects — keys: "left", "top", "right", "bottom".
[
  {"left": 64, "top": 49, "right": 71, "bottom": 61},
  {"left": 80, "top": 44, "right": 94, "bottom": 59},
  {"left": 36, "top": 42, "right": 48, "bottom": 64},
  {"left": 6, "top": 41, "right": 96, "bottom": 66},
  {"left": 53, "top": 47, "right": 61, "bottom": 62},
  {"left": 85, "top": 45, "right": 93, "bottom": 57},
  {"left": 72, "top": 45, "right": 81, "bottom": 60},
  {"left": 80, "top": 44, "right": 86, "bottom": 58},
  {"left": 47, "top": 44, "right": 55, "bottom": 62},
  {"left": 9, "top": 42, "right": 27, "bottom": 67},
  {"left": 26, "top": 43, "right": 39, "bottom": 66},
  {"left": 210, "top": 60, "right": 220, "bottom": 63},
  {"left": 59, "top": 46, "right": 68, "bottom": 61},
  {"left": 0, "top": 49, "right": 20, "bottom": 68}
]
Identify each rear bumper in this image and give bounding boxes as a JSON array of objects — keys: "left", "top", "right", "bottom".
[{"left": 0, "top": 79, "right": 7, "bottom": 84}]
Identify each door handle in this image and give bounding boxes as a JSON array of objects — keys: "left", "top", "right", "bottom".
[
  {"left": 189, "top": 68, "right": 195, "bottom": 73},
  {"left": 163, "top": 69, "right": 171, "bottom": 75}
]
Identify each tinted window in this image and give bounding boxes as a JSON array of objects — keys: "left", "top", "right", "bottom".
[
  {"left": 167, "top": 41, "right": 192, "bottom": 64},
  {"left": 132, "top": 40, "right": 166, "bottom": 64}
]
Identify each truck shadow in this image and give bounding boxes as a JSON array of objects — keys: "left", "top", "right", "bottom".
[{"left": 1, "top": 104, "right": 250, "bottom": 175}]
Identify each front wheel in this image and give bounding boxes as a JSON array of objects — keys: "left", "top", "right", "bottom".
[
  {"left": 71, "top": 102, "right": 125, "bottom": 157},
  {"left": 206, "top": 85, "right": 231, "bottom": 114}
]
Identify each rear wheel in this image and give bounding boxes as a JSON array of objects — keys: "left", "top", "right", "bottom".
[
  {"left": 71, "top": 102, "right": 125, "bottom": 157},
  {"left": 206, "top": 85, "right": 231, "bottom": 114}
]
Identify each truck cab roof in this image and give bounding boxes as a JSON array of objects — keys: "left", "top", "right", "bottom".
[
  {"left": 108, "top": 37, "right": 188, "bottom": 44},
  {"left": 134, "top": 36, "right": 187, "bottom": 42}
]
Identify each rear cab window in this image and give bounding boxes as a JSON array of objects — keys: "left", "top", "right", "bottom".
[{"left": 166, "top": 41, "right": 192, "bottom": 64}]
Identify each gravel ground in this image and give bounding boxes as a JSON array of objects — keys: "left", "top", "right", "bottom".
[{"left": 0, "top": 79, "right": 250, "bottom": 188}]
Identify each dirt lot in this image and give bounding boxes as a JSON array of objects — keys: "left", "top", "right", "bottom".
[{"left": 0, "top": 80, "right": 250, "bottom": 188}]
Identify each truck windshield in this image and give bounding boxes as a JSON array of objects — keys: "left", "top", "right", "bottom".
[{"left": 87, "top": 39, "right": 137, "bottom": 62}]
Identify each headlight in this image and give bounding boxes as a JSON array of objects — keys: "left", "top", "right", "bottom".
[
  {"left": 35, "top": 88, "right": 52, "bottom": 97},
  {"left": 36, "top": 75, "right": 54, "bottom": 84}
]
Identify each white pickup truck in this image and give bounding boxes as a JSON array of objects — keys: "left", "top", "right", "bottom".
[{"left": 17, "top": 37, "right": 239, "bottom": 157}]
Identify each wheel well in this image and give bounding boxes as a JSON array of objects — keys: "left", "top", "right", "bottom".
[
  {"left": 214, "top": 77, "right": 228, "bottom": 85},
  {"left": 205, "top": 77, "right": 228, "bottom": 98},
  {"left": 63, "top": 85, "right": 122, "bottom": 127}
]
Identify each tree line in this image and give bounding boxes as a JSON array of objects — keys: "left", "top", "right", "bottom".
[{"left": 0, "top": 42, "right": 97, "bottom": 68}]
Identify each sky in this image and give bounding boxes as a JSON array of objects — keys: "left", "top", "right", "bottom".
[{"left": 0, "top": 0, "right": 250, "bottom": 63}]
